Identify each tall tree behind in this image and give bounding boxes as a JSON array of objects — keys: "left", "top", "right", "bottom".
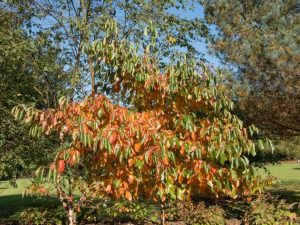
[
  {"left": 202, "top": 0, "right": 300, "bottom": 136},
  {"left": 4, "top": 0, "right": 209, "bottom": 98},
  {"left": 0, "top": 9, "right": 67, "bottom": 183}
]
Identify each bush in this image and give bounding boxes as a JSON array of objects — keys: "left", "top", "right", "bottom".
[
  {"left": 17, "top": 195, "right": 300, "bottom": 225},
  {"left": 166, "top": 201, "right": 226, "bottom": 225},
  {"left": 77, "top": 199, "right": 159, "bottom": 224},
  {"left": 20, "top": 207, "right": 65, "bottom": 225},
  {"left": 244, "top": 198, "right": 299, "bottom": 225}
]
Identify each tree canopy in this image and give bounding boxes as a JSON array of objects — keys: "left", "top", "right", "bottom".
[
  {"left": 5, "top": 0, "right": 209, "bottom": 97},
  {"left": 0, "top": 9, "right": 66, "bottom": 183},
  {"left": 202, "top": 0, "right": 300, "bottom": 136}
]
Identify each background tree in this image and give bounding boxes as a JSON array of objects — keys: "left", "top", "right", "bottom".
[
  {"left": 202, "top": 0, "right": 300, "bottom": 136},
  {"left": 4, "top": 0, "right": 209, "bottom": 98},
  {"left": 0, "top": 9, "right": 68, "bottom": 184}
]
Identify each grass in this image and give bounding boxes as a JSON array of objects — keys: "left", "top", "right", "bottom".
[
  {"left": 264, "top": 163, "right": 300, "bottom": 203},
  {"left": 0, "top": 179, "right": 60, "bottom": 221}
]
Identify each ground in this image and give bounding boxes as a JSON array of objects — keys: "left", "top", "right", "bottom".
[
  {"left": 0, "top": 179, "right": 59, "bottom": 220},
  {"left": 1, "top": 162, "right": 300, "bottom": 223},
  {"left": 265, "top": 162, "right": 300, "bottom": 203}
]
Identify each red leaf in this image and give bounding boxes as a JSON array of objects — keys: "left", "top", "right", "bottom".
[
  {"left": 58, "top": 160, "right": 65, "bottom": 173},
  {"left": 109, "top": 131, "right": 118, "bottom": 144}
]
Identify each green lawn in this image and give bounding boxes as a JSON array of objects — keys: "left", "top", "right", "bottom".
[
  {"left": 264, "top": 163, "right": 300, "bottom": 203},
  {"left": 0, "top": 179, "right": 60, "bottom": 221},
  {"left": 267, "top": 163, "right": 300, "bottom": 183}
]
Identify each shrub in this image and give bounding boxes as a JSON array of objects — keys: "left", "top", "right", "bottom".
[
  {"left": 244, "top": 198, "right": 299, "bottom": 225},
  {"left": 77, "top": 199, "right": 159, "bottom": 224},
  {"left": 12, "top": 22, "right": 271, "bottom": 224},
  {"left": 20, "top": 207, "right": 65, "bottom": 225},
  {"left": 166, "top": 201, "right": 226, "bottom": 225}
]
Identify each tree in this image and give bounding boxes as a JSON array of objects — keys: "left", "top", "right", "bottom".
[
  {"left": 0, "top": 9, "right": 67, "bottom": 183},
  {"left": 4, "top": 0, "right": 209, "bottom": 98},
  {"left": 13, "top": 25, "right": 270, "bottom": 224},
  {"left": 202, "top": 0, "right": 300, "bottom": 136}
]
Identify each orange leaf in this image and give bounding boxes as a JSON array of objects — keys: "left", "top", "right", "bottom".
[
  {"left": 128, "top": 159, "right": 135, "bottom": 167},
  {"left": 82, "top": 123, "right": 89, "bottom": 133},
  {"left": 180, "top": 145, "right": 185, "bottom": 155},
  {"left": 125, "top": 191, "right": 132, "bottom": 201},
  {"left": 163, "top": 155, "right": 169, "bottom": 165},
  {"left": 178, "top": 174, "right": 183, "bottom": 184},
  {"left": 211, "top": 167, "right": 217, "bottom": 174},
  {"left": 134, "top": 142, "right": 142, "bottom": 152},
  {"left": 105, "top": 184, "right": 112, "bottom": 193}
]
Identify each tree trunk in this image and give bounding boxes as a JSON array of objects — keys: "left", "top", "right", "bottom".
[
  {"left": 161, "top": 203, "right": 165, "bottom": 225},
  {"left": 67, "top": 203, "right": 76, "bottom": 225}
]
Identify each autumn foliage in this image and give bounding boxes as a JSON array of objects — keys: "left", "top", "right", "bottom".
[{"left": 12, "top": 35, "right": 267, "bottom": 206}]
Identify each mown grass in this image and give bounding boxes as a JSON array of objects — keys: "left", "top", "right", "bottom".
[
  {"left": 0, "top": 179, "right": 60, "bottom": 221},
  {"left": 264, "top": 163, "right": 300, "bottom": 203}
]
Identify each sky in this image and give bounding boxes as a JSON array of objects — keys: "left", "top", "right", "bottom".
[{"left": 169, "top": 3, "right": 221, "bottom": 67}]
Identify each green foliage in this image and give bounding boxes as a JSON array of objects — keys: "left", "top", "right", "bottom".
[
  {"left": 273, "top": 137, "right": 300, "bottom": 160},
  {"left": 77, "top": 200, "right": 158, "bottom": 224},
  {"left": 20, "top": 207, "right": 65, "bottom": 225},
  {"left": 4, "top": 0, "right": 209, "bottom": 96},
  {"left": 0, "top": 9, "right": 64, "bottom": 183},
  {"left": 202, "top": 0, "right": 300, "bottom": 136},
  {"left": 245, "top": 198, "right": 299, "bottom": 225},
  {"left": 251, "top": 136, "right": 300, "bottom": 164},
  {"left": 166, "top": 201, "right": 226, "bottom": 225}
]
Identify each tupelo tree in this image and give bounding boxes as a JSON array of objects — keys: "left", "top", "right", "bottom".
[{"left": 12, "top": 23, "right": 271, "bottom": 225}]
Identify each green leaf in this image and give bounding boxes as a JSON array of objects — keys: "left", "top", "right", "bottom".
[
  {"left": 207, "top": 180, "right": 214, "bottom": 188},
  {"left": 258, "top": 140, "right": 264, "bottom": 150}
]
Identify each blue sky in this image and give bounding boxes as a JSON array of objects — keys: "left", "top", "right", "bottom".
[{"left": 169, "top": 3, "right": 220, "bottom": 67}]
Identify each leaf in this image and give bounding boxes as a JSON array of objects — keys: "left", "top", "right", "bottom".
[
  {"left": 258, "top": 140, "right": 264, "bottom": 150},
  {"left": 268, "top": 139, "right": 274, "bottom": 153},
  {"left": 58, "top": 96, "right": 67, "bottom": 108},
  {"left": 220, "top": 151, "right": 226, "bottom": 165},
  {"left": 207, "top": 180, "right": 214, "bottom": 188},
  {"left": 125, "top": 191, "right": 132, "bottom": 201},
  {"left": 58, "top": 160, "right": 65, "bottom": 174},
  {"left": 134, "top": 142, "right": 142, "bottom": 152},
  {"left": 113, "top": 180, "right": 121, "bottom": 189},
  {"left": 128, "top": 159, "right": 135, "bottom": 167},
  {"left": 163, "top": 154, "right": 169, "bottom": 165}
]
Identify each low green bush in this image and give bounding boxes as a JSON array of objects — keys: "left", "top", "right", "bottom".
[
  {"left": 77, "top": 199, "right": 159, "bottom": 224},
  {"left": 20, "top": 207, "right": 65, "bottom": 225},
  {"left": 244, "top": 198, "right": 299, "bottom": 225},
  {"left": 166, "top": 201, "right": 226, "bottom": 225}
]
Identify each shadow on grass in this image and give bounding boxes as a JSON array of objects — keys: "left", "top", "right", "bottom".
[
  {"left": 0, "top": 194, "right": 61, "bottom": 220},
  {"left": 266, "top": 185, "right": 300, "bottom": 204},
  {"left": 292, "top": 168, "right": 300, "bottom": 170}
]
